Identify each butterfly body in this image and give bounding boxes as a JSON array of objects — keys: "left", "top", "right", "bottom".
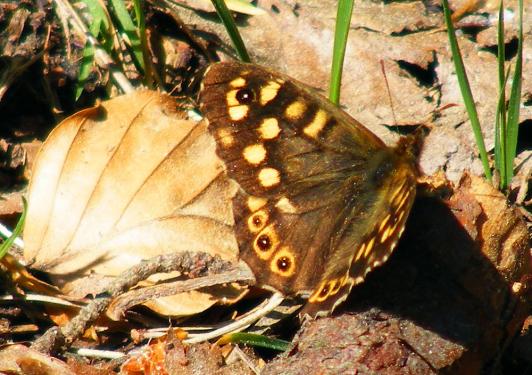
[{"left": 199, "top": 62, "right": 419, "bottom": 317}]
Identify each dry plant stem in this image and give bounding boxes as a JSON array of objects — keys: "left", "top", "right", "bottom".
[
  {"left": 109, "top": 266, "right": 254, "bottom": 318},
  {"left": 31, "top": 251, "right": 236, "bottom": 355},
  {"left": 0, "top": 223, "right": 24, "bottom": 248},
  {"left": 184, "top": 292, "right": 285, "bottom": 344},
  {"left": 52, "top": 0, "right": 134, "bottom": 94}
]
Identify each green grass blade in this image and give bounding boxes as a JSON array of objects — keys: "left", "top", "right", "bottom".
[
  {"left": 211, "top": 0, "right": 250, "bottom": 62},
  {"left": 495, "top": 0, "right": 507, "bottom": 185},
  {"left": 494, "top": 68, "right": 511, "bottom": 183},
  {"left": 219, "top": 332, "right": 290, "bottom": 351},
  {"left": 0, "top": 198, "right": 27, "bottom": 260},
  {"left": 504, "top": 0, "right": 523, "bottom": 188},
  {"left": 329, "top": 0, "right": 354, "bottom": 105},
  {"left": 497, "top": 1, "right": 506, "bottom": 91},
  {"left": 75, "top": 43, "right": 96, "bottom": 100},
  {"left": 442, "top": 0, "right": 492, "bottom": 181},
  {"left": 109, "top": 0, "right": 145, "bottom": 72},
  {"left": 132, "top": 0, "right": 153, "bottom": 87},
  {"left": 75, "top": 0, "right": 108, "bottom": 100}
]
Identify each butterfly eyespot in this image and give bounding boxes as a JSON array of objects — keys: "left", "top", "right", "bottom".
[
  {"left": 270, "top": 247, "right": 296, "bottom": 277},
  {"left": 247, "top": 210, "right": 268, "bottom": 232},
  {"left": 253, "top": 224, "right": 279, "bottom": 260},
  {"left": 256, "top": 234, "right": 272, "bottom": 251},
  {"left": 277, "top": 256, "right": 291, "bottom": 270},
  {"left": 319, "top": 285, "right": 329, "bottom": 297},
  {"left": 236, "top": 88, "right": 255, "bottom": 104}
]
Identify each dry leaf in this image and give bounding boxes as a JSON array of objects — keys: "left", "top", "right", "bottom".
[
  {"left": 23, "top": 90, "right": 242, "bottom": 317},
  {"left": 450, "top": 174, "right": 530, "bottom": 282},
  {"left": 0, "top": 344, "right": 76, "bottom": 375}
]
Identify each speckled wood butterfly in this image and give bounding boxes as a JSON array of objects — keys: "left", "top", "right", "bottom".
[{"left": 199, "top": 62, "right": 420, "bottom": 318}]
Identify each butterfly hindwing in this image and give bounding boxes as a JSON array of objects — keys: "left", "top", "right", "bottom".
[{"left": 302, "top": 154, "right": 417, "bottom": 317}]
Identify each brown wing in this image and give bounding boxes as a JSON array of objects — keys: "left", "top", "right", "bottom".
[{"left": 199, "top": 62, "right": 417, "bottom": 316}]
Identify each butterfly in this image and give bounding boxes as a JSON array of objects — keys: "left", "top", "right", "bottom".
[{"left": 199, "top": 62, "right": 420, "bottom": 318}]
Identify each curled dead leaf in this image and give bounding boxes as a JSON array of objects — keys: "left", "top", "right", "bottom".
[
  {"left": 449, "top": 174, "right": 530, "bottom": 283},
  {"left": 23, "top": 90, "right": 244, "bottom": 317}
]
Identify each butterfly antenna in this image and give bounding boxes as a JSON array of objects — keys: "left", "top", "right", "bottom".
[{"left": 380, "top": 60, "right": 398, "bottom": 127}]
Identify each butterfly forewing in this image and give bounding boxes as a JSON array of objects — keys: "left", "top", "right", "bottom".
[{"left": 199, "top": 62, "right": 419, "bottom": 317}]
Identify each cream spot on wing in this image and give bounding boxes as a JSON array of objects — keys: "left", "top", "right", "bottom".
[
  {"left": 217, "top": 128, "right": 234, "bottom": 147},
  {"left": 260, "top": 81, "right": 281, "bottom": 105},
  {"left": 243, "top": 144, "right": 267, "bottom": 165},
  {"left": 354, "top": 276, "right": 364, "bottom": 284},
  {"left": 355, "top": 243, "right": 367, "bottom": 262},
  {"left": 308, "top": 281, "right": 328, "bottom": 303},
  {"left": 329, "top": 279, "right": 341, "bottom": 295},
  {"left": 285, "top": 100, "right": 306, "bottom": 120},
  {"left": 229, "top": 105, "right": 248, "bottom": 121},
  {"left": 229, "top": 77, "right": 246, "bottom": 88},
  {"left": 396, "top": 209, "right": 406, "bottom": 224},
  {"left": 363, "top": 237, "right": 375, "bottom": 258},
  {"left": 303, "top": 109, "right": 328, "bottom": 138},
  {"left": 379, "top": 214, "right": 391, "bottom": 232},
  {"left": 247, "top": 196, "right": 267, "bottom": 211},
  {"left": 275, "top": 197, "right": 297, "bottom": 213},
  {"left": 396, "top": 191, "right": 411, "bottom": 210},
  {"left": 226, "top": 89, "right": 240, "bottom": 106},
  {"left": 340, "top": 275, "right": 348, "bottom": 286},
  {"left": 380, "top": 226, "right": 393, "bottom": 243},
  {"left": 391, "top": 180, "right": 407, "bottom": 203},
  {"left": 258, "top": 168, "right": 280, "bottom": 187},
  {"left": 258, "top": 118, "right": 281, "bottom": 140}
]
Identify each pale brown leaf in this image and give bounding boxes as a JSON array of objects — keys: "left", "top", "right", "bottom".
[
  {"left": 0, "top": 344, "right": 76, "bottom": 375},
  {"left": 451, "top": 174, "right": 530, "bottom": 282},
  {"left": 23, "top": 90, "right": 241, "bottom": 316}
]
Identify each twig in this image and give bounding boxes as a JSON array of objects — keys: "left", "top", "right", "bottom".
[
  {"left": 107, "top": 265, "right": 254, "bottom": 319},
  {"left": 31, "top": 251, "right": 242, "bottom": 355},
  {"left": 73, "top": 347, "right": 125, "bottom": 359}
]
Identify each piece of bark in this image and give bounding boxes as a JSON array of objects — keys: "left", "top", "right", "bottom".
[{"left": 263, "top": 180, "right": 529, "bottom": 374}]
